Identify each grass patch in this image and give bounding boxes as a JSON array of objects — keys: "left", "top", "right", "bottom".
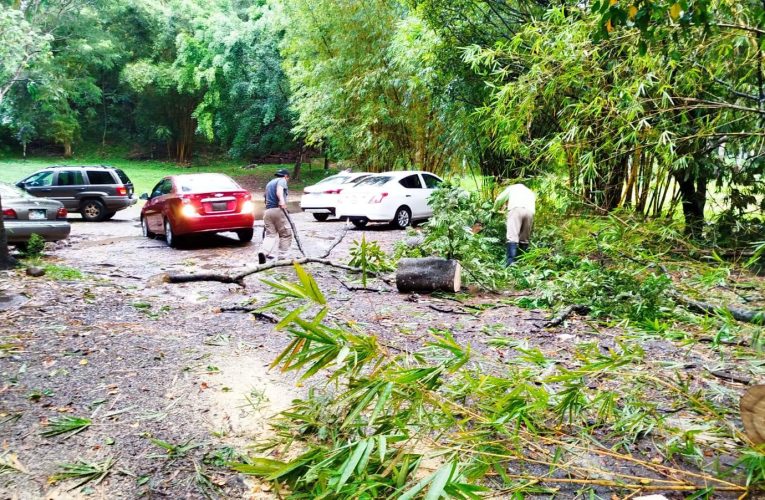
[{"left": 42, "top": 264, "right": 85, "bottom": 281}]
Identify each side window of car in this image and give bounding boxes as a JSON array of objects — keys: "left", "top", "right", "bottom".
[
  {"left": 150, "top": 181, "right": 164, "bottom": 198},
  {"left": 86, "top": 170, "right": 115, "bottom": 185},
  {"left": 399, "top": 175, "right": 423, "bottom": 189},
  {"left": 422, "top": 174, "right": 442, "bottom": 189},
  {"left": 26, "top": 171, "right": 54, "bottom": 187},
  {"left": 56, "top": 171, "right": 84, "bottom": 186},
  {"left": 160, "top": 179, "right": 173, "bottom": 195}
]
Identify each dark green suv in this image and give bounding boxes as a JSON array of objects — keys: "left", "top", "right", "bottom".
[{"left": 17, "top": 166, "right": 137, "bottom": 221}]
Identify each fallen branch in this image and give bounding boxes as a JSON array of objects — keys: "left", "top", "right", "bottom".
[
  {"left": 218, "top": 306, "right": 278, "bottom": 323},
  {"left": 333, "top": 276, "right": 387, "bottom": 293},
  {"left": 163, "top": 257, "right": 368, "bottom": 286},
  {"left": 669, "top": 291, "right": 764, "bottom": 324},
  {"left": 427, "top": 304, "right": 473, "bottom": 315},
  {"left": 706, "top": 368, "right": 752, "bottom": 385},
  {"left": 319, "top": 225, "right": 349, "bottom": 259},
  {"left": 544, "top": 304, "right": 589, "bottom": 328}
]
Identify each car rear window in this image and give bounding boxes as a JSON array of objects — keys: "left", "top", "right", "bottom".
[
  {"left": 356, "top": 176, "right": 391, "bottom": 187},
  {"left": 177, "top": 174, "right": 241, "bottom": 193},
  {"left": 346, "top": 175, "right": 371, "bottom": 185},
  {"left": 87, "top": 170, "right": 116, "bottom": 185},
  {"left": 317, "top": 175, "right": 347, "bottom": 185},
  {"left": 0, "top": 184, "right": 28, "bottom": 198},
  {"left": 115, "top": 169, "right": 131, "bottom": 184}
]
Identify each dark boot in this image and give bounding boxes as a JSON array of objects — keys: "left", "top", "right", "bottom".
[
  {"left": 505, "top": 242, "right": 518, "bottom": 266},
  {"left": 519, "top": 242, "right": 529, "bottom": 254}
]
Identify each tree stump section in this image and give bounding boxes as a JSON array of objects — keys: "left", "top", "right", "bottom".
[
  {"left": 740, "top": 384, "right": 765, "bottom": 445},
  {"left": 396, "top": 257, "right": 461, "bottom": 293}
]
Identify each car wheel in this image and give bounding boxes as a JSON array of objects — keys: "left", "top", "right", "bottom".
[
  {"left": 351, "top": 218, "right": 368, "bottom": 229},
  {"left": 164, "top": 218, "right": 179, "bottom": 248},
  {"left": 313, "top": 213, "right": 330, "bottom": 222},
  {"left": 141, "top": 217, "right": 154, "bottom": 238},
  {"left": 103, "top": 211, "right": 117, "bottom": 221},
  {"left": 237, "top": 228, "right": 254, "bottom": 243},
  {"left": 393, "top": 206, "right": 411, "bottom": 229},
  {"left": 80, "top": 199, "right": 106, "bottom": 222}
]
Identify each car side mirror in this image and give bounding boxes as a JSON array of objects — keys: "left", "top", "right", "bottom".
[{"left": 140, "top": 193, "right": 149, "bottom": 200}]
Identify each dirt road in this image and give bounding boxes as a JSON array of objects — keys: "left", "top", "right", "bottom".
[{"left": 0, "top": 204, "right": 541, "bottom": 498}]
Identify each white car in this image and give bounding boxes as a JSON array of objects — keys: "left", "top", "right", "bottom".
[
  {"left": 335, "top": 171, "right": 443, "bottom": 229},
  {"left": 300, "top": 172, "right": 373, "bottom": 221}
]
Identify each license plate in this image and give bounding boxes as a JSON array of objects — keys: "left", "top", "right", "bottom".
[
  {"left": 211, "top": 202, "right": 228, "bottom": 212},
  {"left": 28, "top": 209, "right": 46, "bottom": 220}
]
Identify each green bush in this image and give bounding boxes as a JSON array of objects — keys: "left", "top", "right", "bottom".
[{"left": 21, "top": 233, "right": 46, "bottom": 258}]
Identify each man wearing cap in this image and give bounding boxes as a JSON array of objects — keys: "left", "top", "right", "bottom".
[{"left": 258, "top": 169, "right": 292, "bottom": 264}]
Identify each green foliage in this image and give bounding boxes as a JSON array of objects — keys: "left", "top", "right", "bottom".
[
  {"left": 40, "top": 416, "right": 92, "bottom": 439},
  {"left": 413, "top": 180, "right": 509, "bottom": 288},
  {"left": 21, "top": 233, "right": 45, "bottom": 258},
  {"left": 229, "top": 264, "right": 753, "bottom": 497},
  {"left": 348, "top": 235, "right": 395, "bottom": 287},
  {"left": 49, "top": 457, "right": 114, "bottom": 489}
]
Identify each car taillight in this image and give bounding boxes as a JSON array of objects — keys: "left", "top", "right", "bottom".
[
  {"left": 241, "top": 200, "right": 255, "bottom": 214},
  {"left": 2, "top": 208, "right": 17, "bottom": 219},
  {"left": 180, "top": 197, "right": 198, "bottom": 217},
  {"left": 369, "top": 192, "right": 388, "bottom": 204},
  {"left": 324, "top": 189, "right": 342, "bottom": 194},
  {"left": 116, "top": 186, "right": 127, "bottom": 196},
  {"left": 56, "top": 207, "right": 68, "bottom": 219}
]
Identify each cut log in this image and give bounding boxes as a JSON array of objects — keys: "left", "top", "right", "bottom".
[
  {"left": 741, "top": 385, "right": 765, "bottom": 445},
  {"left": 396, "top": 257, "right": 461, "bottom": 293}
]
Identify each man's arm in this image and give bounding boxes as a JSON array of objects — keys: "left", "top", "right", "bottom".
[
  {"left": 276, "top": 180, "right": 287, "bottom": 208},
  {"left": 494, "top": 186, "right": 510, "bottom": 210}
]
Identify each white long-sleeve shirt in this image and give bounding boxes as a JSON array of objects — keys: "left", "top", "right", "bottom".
[{"left": 496, "top": 184, "right": 536, "bottom": 213}]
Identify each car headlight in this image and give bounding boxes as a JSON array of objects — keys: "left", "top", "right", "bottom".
[
  {"left": 241, "top": 200, "right": 255, "bottom": 214},
  {"left": 180, "top": 204, "right": 198, "bottom": 217}
]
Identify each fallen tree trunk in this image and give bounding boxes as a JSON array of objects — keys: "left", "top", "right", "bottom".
[
  {"left": 669, "top": 291, "right": 764, "bottom": 324},
  {"left": 544, "top": 304, "right": 589, "bottom": 328},
  {"left": 396, "top": 257, "right": 461, "bottom": 293}
]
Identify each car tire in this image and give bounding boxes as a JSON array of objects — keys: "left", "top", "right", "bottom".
[
  {"left": 351, "top": 218, "right": 368, "bottom": 229},
  {"left": 103, "top": 211, "right": 117, "bottom": 221},
  {"left": 141, "top": 217, "right": 154, "bottom": 238},
  {"left": 237, "top": 228, "right": 254, "bottom": 243},
  {"left": 393, "top": 206, "right": 411, "bottom": 229},
  {"left": 80, "top": 199, "right": 107, "bottom": 222},
  {"left": 313, "top": 213, "right": 330, "bottom": 222},
  {"left": 164, "top": 218, "right": 179, "bottom": 248}
]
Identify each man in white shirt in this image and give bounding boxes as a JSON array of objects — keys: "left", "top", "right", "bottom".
[{"left": 494, "top": 183, "right": 536, "bottom": 266}]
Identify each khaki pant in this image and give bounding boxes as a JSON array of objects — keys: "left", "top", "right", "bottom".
[
  {"left": 506, "top": 207, "right": 533, "bottom": 244},
  {"left": 260, "top": 208, "right": 292, "bottom": 258}
]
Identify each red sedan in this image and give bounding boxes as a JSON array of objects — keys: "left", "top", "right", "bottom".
[{"left": 140, "top": 173, "right": 255, "bottom": 247}]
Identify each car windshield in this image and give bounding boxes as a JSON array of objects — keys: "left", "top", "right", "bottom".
[
  {"left": 177, "top": 174, "right": 240, "bottom": 193},
  {"left": 0, "top": 183, "right": 30, "bottom": 199},
  {"left": 356, "top": 176, "right": 391, "bottom": 187}
]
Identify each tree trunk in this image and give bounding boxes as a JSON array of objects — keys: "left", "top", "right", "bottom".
[
  {"left": 63, "top": 141, "right": 73, "bottom": 158},
  {"left": 293, "top": 143, "right": 305, "bottom": 180},
  {"left": 0, "top": 195, "right": 17, "bottom": 270},
  {"left": 396, "top": 257, "right": 461, "bottom": 293},
  {"left": 324, "top": 155, "right": 329, "bottom": 171},
  {"left": 675, "top": 171, "right": 707, "bottom": 237}
]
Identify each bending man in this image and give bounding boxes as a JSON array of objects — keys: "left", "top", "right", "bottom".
[
  {"left": 258, "top": 169, "right": 292, "bottom": 264},
  {"left": 495, "top": 182, "right": 535, "bottom": 266}
]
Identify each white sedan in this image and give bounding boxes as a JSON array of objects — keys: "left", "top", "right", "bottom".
[
  {"left": 300, "top": 172, "right": 372, "bottom": 221},
  {"left": 335, "top": 171, "right": 443, "bottom": 229}
]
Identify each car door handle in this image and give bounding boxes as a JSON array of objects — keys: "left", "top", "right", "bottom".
[
  {"left": 77, "top": 187, "right": 86, "bottom": 191},
  {"left": 405, "top": 195, "right": 412, "bottom": 197},
  {"left": 40, "top": 188, "right": 52, "bottom": 192}
]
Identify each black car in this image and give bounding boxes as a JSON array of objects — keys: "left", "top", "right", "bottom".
[{"left": 17, "top": 166, "right": 137, "bottom": 221}]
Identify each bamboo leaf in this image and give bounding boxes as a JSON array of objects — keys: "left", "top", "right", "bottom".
[
  {"left": 293, "top": 262, "right": 326, "bottom": 304},
  {"left": 424, "top": 461, "right": 456, "bottom": 500},
  {"left": 336, "top": 439, "right": 369, "bottom": 492}
]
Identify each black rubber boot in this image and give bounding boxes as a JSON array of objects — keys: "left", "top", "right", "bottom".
[
  {"left": 505, "top": 242, "right": 518, "bottom": 266},
  {"left": 519, "top": 242, "right": 529, "bottom": 254}
]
